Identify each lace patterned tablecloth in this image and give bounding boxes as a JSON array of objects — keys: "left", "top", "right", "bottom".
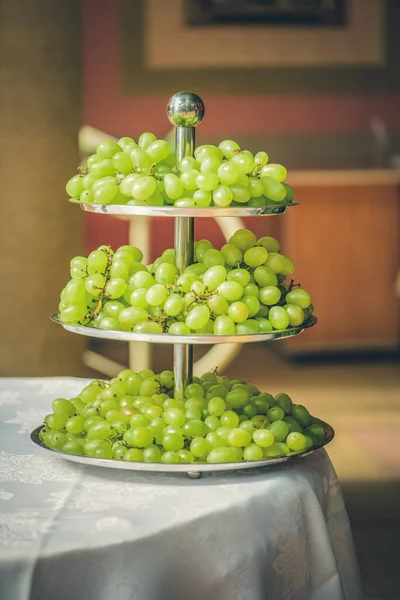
[{"left": 0, "top": 377, "right": 363, "bottom": 600}]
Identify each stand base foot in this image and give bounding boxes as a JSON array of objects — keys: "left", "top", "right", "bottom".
[{"left": 187, "top": 471, "right": 202, "bottom": 479}]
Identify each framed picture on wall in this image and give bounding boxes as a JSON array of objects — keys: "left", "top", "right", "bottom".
[{"left": 186, "top": 0, "right": 347, "bottom": 26}]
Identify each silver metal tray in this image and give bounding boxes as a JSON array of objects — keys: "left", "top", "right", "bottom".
[
  {"left": 31, "top": 421, "right": 334, "bottom": 479},
  {"left": 51, "top": 313, "right": 317, "bottom": 345},
  {"left": 70, "top": 199, "right": 298, "bottom": 217}
]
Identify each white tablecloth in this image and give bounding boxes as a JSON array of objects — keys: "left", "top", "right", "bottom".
[{"left": 0, "top": 377, "right": 363, "bottom": 600}]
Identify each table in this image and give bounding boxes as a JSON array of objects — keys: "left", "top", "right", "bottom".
[{"left": 0, "top": 377, "right": 363, "bottom": 600}]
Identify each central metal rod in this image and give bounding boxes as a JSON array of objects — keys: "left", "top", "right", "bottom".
[{"left": 167, "top": 91, "right": 205, "bottom": 400}]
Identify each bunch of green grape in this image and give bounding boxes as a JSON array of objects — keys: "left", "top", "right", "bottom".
[
  {"left": 40, "top": 368, "right": 328, "bottom": 464},
  {"left": 65, "top": 135, "right": 294, "bottom": 208},
  {"left": 59, "top": 228, "right": 313, "bottom": 335}
]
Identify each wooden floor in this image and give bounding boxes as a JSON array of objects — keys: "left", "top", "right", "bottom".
[{"left": 89, "top": 341, "right": 400, "bottom": 599}]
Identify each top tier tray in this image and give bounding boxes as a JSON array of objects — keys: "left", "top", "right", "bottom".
[{"left": 70, "top": 199, "right": 298, "bottom": 217}]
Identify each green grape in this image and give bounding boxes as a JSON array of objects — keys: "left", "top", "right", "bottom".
[
  {"left": 185, "top": 383, "right": 204, "bottom": 398},
  {"left": 216, "top": 281, "right": 242, "bottom": 302},
  {"left": 202, "top": 265, "right": 227, "bottom": 291},
  {"left": 269, "top": 306, "right": 290, "bottom": 330},
  {"left": 283, "top": 183, "right": 295, "bottom": 201},
  {"left": 162, "top": 432, "right": 184, "bottom": 452},
  {"left": 265, "top": 253, "right": 285, "bottom": 274},
  {"left": 169, "top": 322, "right": 191, "bottom": 335},
  {"left": 227, "top": 428, "right": 251, "bottom": 448},
  {"left": 124, "top": 448, "right": 144, "bottom": 462},
  {"left": 260, "top": 164, "right": 287, "bottom": 182},
  {"left": 267, "top": 406, "right": 285, "bottom": 422},
  {"left": 87, "top": 421, "right": 113, "bottom": 440},
  {"left": 146, "top": 140, "right": 170, "bottom": 163},
  {"left": 52, "top": 398, "right": 76, "bottom": 417},
  {"left": 206, "top": 384, "right": 227, "bottom": 400},
  {"left": 229, "top": 229, "right": 256, "bottom": 252},
  {"left": 284, "top": 417, "right": 303, "bottom": 434},
  {"left": 206, "top": 432, "right": 226, "bottom": 448},
  {"left": 194, "top": 145, "right": 223, "bottom": 162},
  {"left": 64, "top": 278, "right": 86, "bottom": 304},
  {"left": 306, "top": 423, "right": 326, "bottom": 443},
  {"left": 203, "top": 249, "right": 225, "bottom": 268},
  {"left": 207, "top": 294, "right": 228, "bottom": 316},
  {"left": 90, "top": 159, "right": 116, "bottom": 179},
  {"left": 243, "top": 443, "right": 264, "bottom": 461},
  {"left": 146, "top": 284, "right": 168, "bottom": 306},
  {"left": 286, "top": 432, "right": 307, "bottom": 452},
  {"left": 248, "top": 177, "right": 264, "bottom": 198},
  {"left": 98, "top": 317, "right": 119, "bottom": 330},
  {"left": 96, "top": 140, "right": 122, "bottom": 159},
  {"left": 243, "top": 283, "right": 258, "bottom": 298},
  {"left": 164, "top": 294, "right": 183, "bottom": 317},
  {"left": 213, "top": 185, "right": 233, "bottom": 207},
  {"left": 204, "top": 415, "right": 220, "bottom": 432},
  {"left": 185, "top": 407, "right": 202, "bottom": 421},
  {"left": 268, "top": 420, "right": 289, "bottom": 443},
  {"left": 127, "top": 426, "right": 153, "bottom": 448},
  {"left": 195, "top": 172, "right": 219, "bottom": 192},
  {"left": 236, "top": 319, "right": 261, "bottom": 334},
  {"left": 213, "top": 315, "right": 235, "bottom": 335},
  {"left": 179, "top": 156, "right": 200, "bottom": 171},
  {"left": 220, "top": 244, "right": 241, "bottom": 268},
  {"left": 66, "top": 175, "right": 83, "bottom": 198},
  {"left": 59, "top": 305, "right": 86, "bottom": 324},
  {"left": 132, "top": 176, "right": 156, "bottom": 201},
  {"left": 259, "top": 286, "right": 281, "bottom": 306},
  {"left": 186, "top": 305, "right": 210, "bottom": 330},
  {"left": 132, "top": 271, "right": 154, "bottom": 290},
  {"left": 110, "top": 259, "right": 130, "bottom": 281},
  {"left": 227, "top": 268, "right": 250, "bottom": 286},
  {"left": 137, "top": 132, "right": 156, "bottom": 149},
  {"left": 84, "top": 273, "right": 104, "bottom": 297},
  {"left": 207, "top": 446, "right": 237, "bottom": 463},
  {"left": 231, "top": 152, "right": 254, "bottom": 174},
  {"left": 248, "top": 196, "right": 267, "bottom": 207},
  {"left": 180, "top": 169, "right": 200, "bottom": 190},
  {"left": 208, "top": 397, "right": 226, "bottom": 416},
  {"left": 161, "top": 451, "right": 179, "bottom": 464},
  {"left": 242, "top": 296, "right": 260, "bottom": 318},
  {"left": 194, "top": 239, "right": 214, "bottom": 263},
  {"left": 190, "top": 437, "right": 211, "bottom": 459},
  {"left": 225, "top": 388, "right": 251, "bottom": 409},
  {"left": 220, "top": 410, "right": 239, "bottom": 428},
  {"left": 284, "top": 304, "right": 305, "bottom": 326},
  {"left": 261, "top": 176, "right": 287, "bottom": 202},
  {"left": 105, "top": 278, "right": 126, "bottom": 299},
  {"left": 62, "top": 440, "right": 84, "bottom": 455},
  {"left": 45, "top": 413, "right": 68, "bottom": 430},
  {"left": 163, "top": 173, "right": 184, "bottom": 200},
  {"left": 244, "top": 247, "right": 268, "bottom": 268},
  {"left": 200, "top": 155, "right": 222, "bottom": 173},
  {"left": 285, "top": 289, "right": 311, "bottom": 309},
  {"left": 163, "top": 408, "right": 185, "bottom": 427},
  {"left": 193, "top": 189, "right": 212, "bottom": 207},
  {"left": 230, "top": 185, "right": 251, "bottom": 204},
  {"left": 86, "top": 154, "right": 100, "bottom": 169},
  {"left": 253, "top": 266, "right": 276, "bottom": 287},
  {"left": 87, "top": 249, "right": 108, "bottom": 274},
  {"left": 254, "top": 151, "right": 269, "bottom": 167},
  {"left": 253, "top": 429, "right": 275, "bottom": 448},
  {"left": 218, "top": 140, "right": 240, "bottom": 159},
  {"left": 130, "top": 148, "right": 153, "bottom": 169},
  {"left": 292, "top": 405, "right": 312, "bottom": 427},
  {"left": 183, "top": 419, "right": 207, "bottom": 438},
  {"left": 119, "top": 173, "right": 140, "bottom": 196},
  {"left": 155, "top": 263, "right": 177, "bottom": 285},
  {"left": 228, "top": 301, "right": 249, "bottom": 323},
  {"left": 118, "top": 306, "right": 148, "bottom": 328},
  {"left": 217, "top": 161, "right": 241, "bottom": 185},
  {"left": 176, "top": 449, "right": 194, "bottom": 463},
  {"left": 253, "top": 393, "right": 273, "bottom": 412},
  {"left": 129, "top": 289, "right": 148, "bottom": 310},
  {"left": 142, "top": 444, "right": 161, "bottom": 463},
  {"left": 112, "top": 151, "right": 133, "bottom": 174},
  {"left": 280, "top": 256, "right": 295, "bottom": 276},
  {"left": 117, "top": 136, "right": 137, "bottom": 151}
]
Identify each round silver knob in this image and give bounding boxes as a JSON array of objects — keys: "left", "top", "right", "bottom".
[{"left": 166, "top": 91, "right": 205, "bottom": 128}]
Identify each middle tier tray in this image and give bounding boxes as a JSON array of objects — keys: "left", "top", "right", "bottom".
[
  {"left": 51, "top": 313, "right": 317, "bottom": 344},
  {"left": 70, "top": 199, "right": 298, "bottom": 217}
]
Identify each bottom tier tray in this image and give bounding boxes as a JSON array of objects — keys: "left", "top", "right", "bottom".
[
  {"left": 31, "top": 421, "right": 334, "bottom": 479},
  {"left": 50, "top": 314, "right": 317, "bottom": 344}
]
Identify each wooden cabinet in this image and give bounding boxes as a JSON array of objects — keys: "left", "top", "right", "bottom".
[{"left": 278, "top": 171, "right": 400, "bottom": 354}]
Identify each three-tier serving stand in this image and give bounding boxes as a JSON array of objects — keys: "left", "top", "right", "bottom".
[{"left": 32, "top": 92, "right": 333, "bottom": 478}]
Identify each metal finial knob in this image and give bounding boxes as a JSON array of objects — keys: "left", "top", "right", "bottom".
[{"left": 166, "top": 91, "right": 205, "bottom": 128}]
